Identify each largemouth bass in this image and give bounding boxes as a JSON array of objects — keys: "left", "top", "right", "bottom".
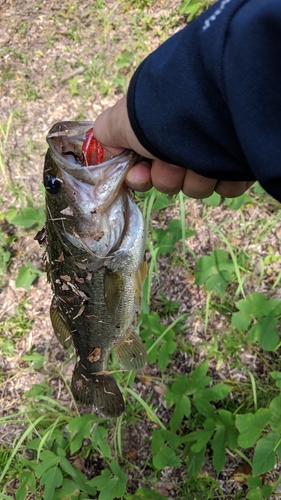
[{"left": 40, "top": 121, "right": 147, "bottom": 418}]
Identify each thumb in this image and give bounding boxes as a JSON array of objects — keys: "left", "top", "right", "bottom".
[
  {"left": 93, "top": 96, "right": 129, "bottom": 151},
  {"left": 93, "top": 96, "right": 156, "bottom": 158}
]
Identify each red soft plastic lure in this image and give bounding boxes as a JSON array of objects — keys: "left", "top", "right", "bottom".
[{"left": 82, "top": 129, "right": 104, "bottom": 166}]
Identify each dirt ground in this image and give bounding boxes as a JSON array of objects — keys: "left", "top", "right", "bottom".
[{"left": 2, "top": 0, "right": 281, "bottom": 498}]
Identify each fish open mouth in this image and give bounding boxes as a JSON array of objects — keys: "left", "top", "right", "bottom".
[
  {"left": 45, "top": 120, "right": 141, "bottom": 221},
  {"left": 46, "top": 121, "right": 138, "bottom": 190},
  {"left": 47, "top": 120, "right": 112, "bottom": 167}
]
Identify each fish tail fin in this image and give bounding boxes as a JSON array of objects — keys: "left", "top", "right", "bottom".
[
  {"left": 114, "top": 328, "right": 146, "bottom": 371},
  {"left": 71, "top": 366, "right": 124, "bottom": 417}
]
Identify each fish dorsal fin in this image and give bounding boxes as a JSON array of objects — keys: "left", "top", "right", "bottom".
[
  {"left": 104, "top": 270, "right": 124, "bottom": 319},
  {"left": 50, "top": 297, "right": 72, "bottom": 348}
]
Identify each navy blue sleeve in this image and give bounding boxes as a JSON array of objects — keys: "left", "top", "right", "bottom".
[{"left": 127, "top": 0, "right": 281, "bottom": 201}]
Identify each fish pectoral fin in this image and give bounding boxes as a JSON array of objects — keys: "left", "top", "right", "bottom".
[
  {"left": 71, "top": 367, "right": 124, "bottom": 417},
  {"left": 114, "top": 328, "right": 147, "bottom": 371},
  {"left": 139, "top": 260, "right": 148, "bottom": 284},
  {"left": 134, "top": 260, "right": 148, "bottom": 309},
  {"left": 50, "top": 297, "right": 72, "bottom": 348},
  {"left": 104, "top": 270, "right": 124, "bottom": 318}
]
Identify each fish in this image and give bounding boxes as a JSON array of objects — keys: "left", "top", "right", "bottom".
[{"left": 39, "top": 121, "right": 147, "bottom": 418}]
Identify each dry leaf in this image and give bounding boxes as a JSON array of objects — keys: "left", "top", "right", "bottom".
[
  {"left": 154, "top": 384, "right": 167, "bottom": 396},
  {"left": 72, "top": 458, "right": 85, "bottom": 472},
  {"left": 123, "top": 449, "right": 138, "bottom": 461},
  {"left": 157, "top": 488, "right": 169, "bottom": 497},
  {"left": 87, "top": 347, "right": 102, "bottom": 362},
  {"left": 232, "top": 463, "right": 252, "bottom": 484},
  {"left": 232, "top": 463, "right": 266, "bottom": 484}
]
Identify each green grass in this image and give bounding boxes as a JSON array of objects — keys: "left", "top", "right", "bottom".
[
  {"left": 0, "top": 113, "right": 13, "bottom": 186},
  {"left": 2, "top": 182, "right": 281, "bottom": 499}
]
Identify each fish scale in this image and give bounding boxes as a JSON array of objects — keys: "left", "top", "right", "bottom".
[{"left": 39, "top": 121, "right": 147, "bottom": 417}]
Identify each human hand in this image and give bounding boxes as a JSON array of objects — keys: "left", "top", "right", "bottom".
[{"left": 93, "top": 96, "right": 254, "bottom": 198}]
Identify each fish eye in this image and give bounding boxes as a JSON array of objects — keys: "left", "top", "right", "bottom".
[{"left": 44, "top": 173, "right": 61, "bottom": 194}]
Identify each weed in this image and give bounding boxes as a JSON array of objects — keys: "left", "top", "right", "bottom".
[
  {"left": 156, "top": 291, "right": 181, "bottom": 317},
  {"left": 88, "top": 459, "right": 127, "bottom": 500},
  {"left": 0, "top": 68, "right": 16, "bottom": 82},
  {"left": 6, "top": 205, "right": 45, "bottom": 229},
  {"left": 64, "top": 23, "right": 81, "bottom": 42},
  {"left": 232, "top": 292, "right": 281, "bottom": 351},
  {"left": 0, "top": 224, "right": 16, "bottom": 286},
  {"left": 0, "top": 300, "right": 34, "bottom": 338},
  {"left": 179, "top": 0, "right": 211, "bottom": 21},
  {"left": 195, "top": 248, "right": 235, "bottom": 297},
  {"left": 94, "top": 0, "right": 105, "bottom": 8},
  {"left": 0, "top": 113, "right": 13, "bottom": 186},
  {"left": 68, "top": 76, "right": 81, "bottom": 96},
  {"left": 141, "top": 311, "right": 179, "bottom": 371},
  {"left": 46, "top": 33, "right": 56, "bottom": 48},
  {"left": 121, "top": 0, "right": 155, "bottom": 11},
  {"left": 82, "top": 54, "right": 112, "bottom": 96},
  {"left": 18, "top": 22, "right": 28, "bottom": 37}
]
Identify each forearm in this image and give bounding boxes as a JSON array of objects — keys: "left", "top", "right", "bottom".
[{"left": 127, "top": 0, "right": 281, "bottom": 200}]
